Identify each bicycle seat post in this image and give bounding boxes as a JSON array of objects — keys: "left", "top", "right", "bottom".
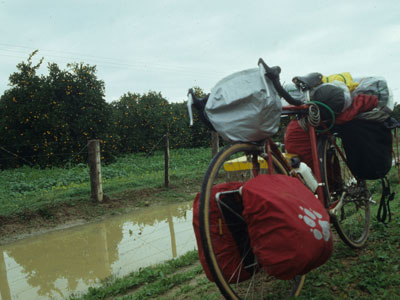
[{"left": 305, "top": 90, "right": 311, "bottom": 102}]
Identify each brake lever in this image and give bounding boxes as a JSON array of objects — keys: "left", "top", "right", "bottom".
[
  {"left": 187, "top": 91, "right": 194, "bottom": 126},
  {"left": 258, "top": 63, "right": 271, "bottom": 97}
]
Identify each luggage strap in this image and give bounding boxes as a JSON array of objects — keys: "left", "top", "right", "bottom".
[{"left": 377, "top": 176, "right": 395, "bottom": 224}]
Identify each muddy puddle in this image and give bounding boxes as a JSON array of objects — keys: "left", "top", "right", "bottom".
[{"left": 0, "top": 201, "right": 196, "bottom": 300}]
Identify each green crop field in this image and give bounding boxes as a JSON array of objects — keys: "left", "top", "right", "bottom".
[{"left": 0, "top": 147, "right": 212, "bottom": 217}]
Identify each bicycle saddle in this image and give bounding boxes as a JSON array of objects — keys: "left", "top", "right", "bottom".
[{"left": 292, "top": 72, "right": 323, "bottom": 91}]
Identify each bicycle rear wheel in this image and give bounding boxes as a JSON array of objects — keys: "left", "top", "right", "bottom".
[
  {"left": 318, "top": 136, "right": 371, "bottom": 248},
  {"left": 198, "top": 142, "right": 305, "bottom": 300}
]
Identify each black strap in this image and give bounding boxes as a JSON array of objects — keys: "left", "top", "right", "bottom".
[{"left": 377, "top": 177, "right": 395, "bottom": 224}]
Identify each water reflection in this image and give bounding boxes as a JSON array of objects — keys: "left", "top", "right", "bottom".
[{"left": 0, "top": 201, "right": 196, "bottom": 300}]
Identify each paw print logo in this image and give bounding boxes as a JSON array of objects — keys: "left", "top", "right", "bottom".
[{"left": 298, "top": 206, "right": 330, "bottom": 242}]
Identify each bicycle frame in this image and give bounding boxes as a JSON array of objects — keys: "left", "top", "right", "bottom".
[
  {"left": 189, "top": 58, "right": 374, "bottom": 300},
  {"left": 267, "top": 104, "right": 325, "bottom": 205}
]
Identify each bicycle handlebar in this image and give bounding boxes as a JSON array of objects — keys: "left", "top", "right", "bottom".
[
  {"left": 258, "top": 58, "right": 303, "bottom": 106},
  {"left": 187, "top": 58, "right": 304, "bottom": 128}
]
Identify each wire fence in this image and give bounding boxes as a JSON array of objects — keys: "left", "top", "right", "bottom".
[
  {"left": 0, "top": 131, "right": 221, "bottom": 168},
  {"left": 2, "top": 126, "right": 396, "bottom": 210},
  {"left": 0, "top": 135, "right": 219, "bottom": 215}
]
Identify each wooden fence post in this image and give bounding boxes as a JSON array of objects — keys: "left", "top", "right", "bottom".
[
  {"left": 88, "top": 140, "right": 103, "bottom": 202},
  {"left": 211, "top": 132, "right": 219, "bottom": 158},
  {"left": 164, "top": 134, "right": 170, "bottom": 188}
]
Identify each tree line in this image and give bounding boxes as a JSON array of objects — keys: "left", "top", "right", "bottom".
[
  {"left": 2, "top": 52, "right": 399, "bottom": 169},
  {"left": 0, "top": 52, "right": 210, "bottom": 169}
]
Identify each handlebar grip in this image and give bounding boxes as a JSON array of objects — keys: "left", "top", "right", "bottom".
[
  {"left": 187, "top": 89, "right": 215, "bottom": 131},
  {"left": 258, "top": 58, "right": 303, "bottom": 106}
]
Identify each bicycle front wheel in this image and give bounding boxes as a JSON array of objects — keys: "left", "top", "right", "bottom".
[
  {"left": 198, "top": 142, "right": 304, "bottom": 300},
  {"left": 318, "top": 136, "right": 371, "bottom": 248}
]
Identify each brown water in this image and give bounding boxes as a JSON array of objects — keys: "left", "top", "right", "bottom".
[{"left": 0, "top": 201, "right": 196, "bottom": 300}]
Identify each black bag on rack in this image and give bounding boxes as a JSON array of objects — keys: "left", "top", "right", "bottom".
[
  {"left": 336, "top": 119, "right": 397, "bottom": 224},
  {"left": 335, "top": 119, "right": 392, "bottom": 180}
]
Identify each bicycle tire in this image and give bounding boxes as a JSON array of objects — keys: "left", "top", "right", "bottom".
[
  {"left": 318, "top": 136, "right": 371, "bottom": 248},
  {"left": 198, "top": 142, "right": 305, "bottom": 300}
]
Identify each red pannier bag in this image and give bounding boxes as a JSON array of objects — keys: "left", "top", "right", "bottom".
[
  {"left": 193, "top": 182, "right": 255, "bottom": 283},
  {"left": 242, "top": 174, "right": 333, "bottom": 280},
  {"left": 285, "top": 119, "right": 313, "bottom": 169}
]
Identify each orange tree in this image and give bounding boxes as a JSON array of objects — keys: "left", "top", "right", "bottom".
[
  {"left": 110, "top": 91, "right": 170, "bottom": 154},
  {"left": 0, "top": 51, "right": 112, "bottom": 168},
  {"left": 110, "top": 89, "right": 211, "bottom": 155},
  {"left": 392, "top": 103, "right": 400, "bottom": 121},
  {"left": 167, "top": 100, "right": 212, "bottom": 149}
]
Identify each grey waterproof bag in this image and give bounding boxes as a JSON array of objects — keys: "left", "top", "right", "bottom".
[
  {"left": 352, "top": 76, "right": 394, "bottom": 122},
  {"left": 205, "top": 67, "right": 282, "bottom": 142}
]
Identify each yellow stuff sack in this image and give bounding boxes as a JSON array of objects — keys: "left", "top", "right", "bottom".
[{"left": 322, "top": 72, "right": 359, "bottom": 92}]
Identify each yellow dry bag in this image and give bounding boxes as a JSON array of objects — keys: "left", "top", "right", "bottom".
[{"left": 322, "top": 72, "right": 359, "bottom": 92}]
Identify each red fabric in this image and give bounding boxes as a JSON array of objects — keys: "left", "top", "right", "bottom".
[
  {"left": 284, "top": 94, "right": 379, "bottom": 168},
  {"left": 192, "top": 182, "right": 252, "bottom": 283},
  {"left": 335, "top": 94, "right": 378, "bottom": 124},
  {"left": 285, "top": 120, "right": 313, "bottom": 169},
  {"left": 242, "top": 174, "right": 333, "bottom": 280}
]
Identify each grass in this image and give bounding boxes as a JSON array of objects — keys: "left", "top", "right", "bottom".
[
  {"left": 296, "top": 201, "right": 400, "bottom": 299},
  {"left": 298, "top": 170, "right": 400, "bottom": 299},
  {"left": 0, "top": 147, "right": 212, "bottom": 217},
  {"left": 68, "top": 250, "right": 203, "bottom": 300}
]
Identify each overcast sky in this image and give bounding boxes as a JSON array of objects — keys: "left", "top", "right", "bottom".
[{"left": 1, "top": 0, "right": 399, "bottom": 103}]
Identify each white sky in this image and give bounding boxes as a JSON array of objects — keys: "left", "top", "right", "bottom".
[{"left": 0, "top": 0, "right": 399, "bottom": 103}]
